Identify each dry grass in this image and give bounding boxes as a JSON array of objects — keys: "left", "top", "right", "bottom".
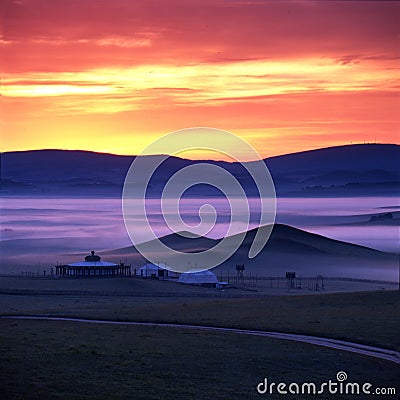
[
  {"left": 1, "top": 290, "right": 399, "bottom": 350},
  {"left": 0, "top": 319, "right": 399, "bottom": 400}
]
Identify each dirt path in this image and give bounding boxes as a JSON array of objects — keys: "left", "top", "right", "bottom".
[{"left": 2, "top": 315, "right": 399, "bottom": 365}]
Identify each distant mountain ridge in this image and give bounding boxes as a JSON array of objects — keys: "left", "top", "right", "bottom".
[{"left": 1, "top": 144, "right": 399, "bottom": 197}]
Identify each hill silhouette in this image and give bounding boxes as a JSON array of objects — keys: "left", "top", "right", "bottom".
[
  {"left": 1, "top": 144, "right": 399, "bottom": 197},
  {"left": 104, "top": 223, "right": 397, "bottom": 280}
]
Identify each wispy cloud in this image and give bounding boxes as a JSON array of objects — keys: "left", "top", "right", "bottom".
[
  {"left": 1, "top": 0, "right": 399, "bottom": 157},
  {"left": 3, "top": 57, "right": 397, "bottom": 113}
]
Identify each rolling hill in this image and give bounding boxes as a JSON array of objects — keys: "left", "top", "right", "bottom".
[{"left": 104, "top": 224, "right": 398, "bottom": 281}]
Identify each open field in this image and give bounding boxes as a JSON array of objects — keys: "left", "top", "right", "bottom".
[
  {"left": 0, "top": 319, "right": 399, "bottom": 400},
  {"left": 0, "top": 276, "right": 226, "bottom": 296},
  {"left": 1, "top": 288, "right": 399, "bottom": 351},
  {"left": 0, "top": 275, "right": 397, "bottom": 296},
  {"left": 1, "top": 279, "right": 399, "bottom": 399}
]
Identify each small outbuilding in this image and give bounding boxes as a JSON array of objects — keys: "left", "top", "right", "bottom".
[{"left": 136, "top": 263, "right": 177, "bottom": 278}]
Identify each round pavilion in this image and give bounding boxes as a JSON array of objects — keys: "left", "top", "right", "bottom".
[{"left": 55, "top": 251, "right": 131, "bottom": 277}]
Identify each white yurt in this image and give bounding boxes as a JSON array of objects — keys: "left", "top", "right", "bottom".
[{"left": 178, "top": 270, "right": 218, "bottom": 287}]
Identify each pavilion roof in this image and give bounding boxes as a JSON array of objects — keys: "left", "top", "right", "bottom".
[{"left": 67, "top": 261, "right": 118, "bottom": 267}]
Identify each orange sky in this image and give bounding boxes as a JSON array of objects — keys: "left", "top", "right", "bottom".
[{"left": 1, "top": 0, "right": 399, "bottom": 159}]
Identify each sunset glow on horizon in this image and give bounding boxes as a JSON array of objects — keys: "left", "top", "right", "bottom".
[{"left": 2, "top": 0, "right": 399, "bottom": 159}]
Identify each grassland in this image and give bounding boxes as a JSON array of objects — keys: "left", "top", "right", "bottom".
[
  {"left": 1, "top": 289, "right": 399, "bottom": 350},
  {"left": 0, "top": 278, "right": 399, "bottom": 399},
  {"left": 0, "top": 319, "right": 399, "bottom": 400},
  {"left": 1, "top": 275, "right": 396, "bottom": 296}
]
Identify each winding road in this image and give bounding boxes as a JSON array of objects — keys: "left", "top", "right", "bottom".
[{"left": 2, "top": 315, "right": 399, "bottom": 365}]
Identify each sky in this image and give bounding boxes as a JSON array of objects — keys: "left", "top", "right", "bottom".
[{"left": 1, "top": 0, "right": 399, "bottom": 159}]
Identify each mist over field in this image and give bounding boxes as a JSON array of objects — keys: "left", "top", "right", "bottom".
[
  {"left": 1, "top": 144, "right": 398, "bottom": 280},
  {"left": 2, "top": 2, "right": 400, "bottom": 399},
  {"left": 1, "top": 196, "right": 398, "bottom": 281}
]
